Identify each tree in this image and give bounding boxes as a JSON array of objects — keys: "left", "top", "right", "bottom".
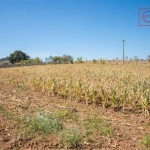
[
  {"left": 76, "top": 57, "right": 83, "bottom": 63},
  {"left": 45, "top": 57, "right": 48, "bottom": 63},
  {"left": 62, "top": 54, "right": 73, "bottom": 64},
  {"left": 48, "top": 55, "right": 73, "bottom": 64},
  {"left": 147, "top": 55, "right": 150, "bottom": 62},
  {"left": 134, "top": 56, "right": 139, "bottom": 65},
  {"left": 32, "top": 57, "right": 41, "bottom": 63},
  {"left": 48, "top": 55, "right": 53, "bottom": 62},
  {"left": 8, "top": 50, "right": 30, "bottom": 64},
  {"left": 52, "top": 56, "right": 62, "bottom": 63}
]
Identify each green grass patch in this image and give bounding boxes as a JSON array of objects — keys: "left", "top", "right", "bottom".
[
  {"left": 140, "top": 134, "right": 150, "bottom": 148},
  {"left": 0, "top": 104, "right": 13, "bottom": 119},
  {"left": 55, "top": 108, "right": 78, "bottom": 122},
  {"left": 81, "top": 117, "right": 114, "bottom": 137},
  {"left": 25, "top": 111, "right": 63, "bottom": 137},
  {"left": 0, "top": 104, "right": 5, "bottom": 114},
  {"left": 59, "top": 127, "right": 82, "bottom": 149}
]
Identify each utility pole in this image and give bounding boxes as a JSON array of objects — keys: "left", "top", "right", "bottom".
[{"left": 122, "top": 40, "right": 125, "bottom": 64}]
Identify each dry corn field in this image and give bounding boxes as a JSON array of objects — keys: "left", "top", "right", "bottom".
[{"left": 0, "top": 63, "right": 150, "bottom": 150}]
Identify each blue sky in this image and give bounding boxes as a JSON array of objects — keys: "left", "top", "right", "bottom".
[{"left": 0, "top": 0, "right": 150, "bottom": 61}]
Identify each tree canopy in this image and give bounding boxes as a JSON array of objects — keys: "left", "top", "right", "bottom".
[
  {"left": 8, "top": 50, "right": 30, "bottom": 64},
  {"left": 46, "top": 54, "right": 74, "bottom": 64}
]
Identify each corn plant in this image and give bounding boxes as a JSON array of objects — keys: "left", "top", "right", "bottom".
[
  {"left": 92, "top": 89, "right": 98, "bottom": 105},
  {"left": 110, "top": 87, "right": 118, "bottom": 109},
  {"left": 51, "top": 78, "right": 56, "bottom": 96},
  {"left": 84, "top": 85, "right": 90, "bottom": 105},
  {"left": 141, "top": 90, "right": 150, "bottom": 117},
  {"left": 1, "top": 63, "right": 150, "bottom": 116},
  {"left": 76, "top": 80, "right": 82, "bottom": 100}
]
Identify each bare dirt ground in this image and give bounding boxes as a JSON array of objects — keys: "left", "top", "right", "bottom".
[{"left": 0, "top": 86, "right": 150, "bottom": 150}]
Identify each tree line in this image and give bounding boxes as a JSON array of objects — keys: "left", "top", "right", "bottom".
[
  {"left": 45, "top": 55, "right": 74, "bottom": 64},
  {"left": 0, "top": 50, "right": 78, "bottom": 65},
  {"left": 1, "top": 50, "right": 150, "bottom": 66}
]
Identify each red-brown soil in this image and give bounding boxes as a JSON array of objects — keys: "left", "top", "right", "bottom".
[{"left": 0, "top": 87, "right": 150, "bottom": 150}]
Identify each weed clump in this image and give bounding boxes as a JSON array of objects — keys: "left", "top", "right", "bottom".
[
  {"left": 59, "top": 127, "right": 82, "bottom": 148},
  {"left": 26, "top": 111, "right": 63, "bottom": 136}
]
